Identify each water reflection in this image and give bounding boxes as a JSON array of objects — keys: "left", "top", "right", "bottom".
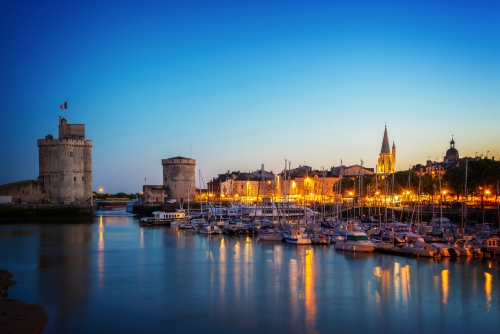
[
  {"left": 441, "top": 269, "right": 449, "bottom": 305},
  {"left": 485, "top": 272, "right": 492, "bottom": 310},
  {"left": 1, "top": 217, "right": 499, "bottom": 334},
  {"left": 38, "top": 223, "right": 92, "bottom": 333}
]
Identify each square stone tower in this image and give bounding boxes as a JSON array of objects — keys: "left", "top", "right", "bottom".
[{"left": 37, "top": 117, "right": 92, "bottom": 203}]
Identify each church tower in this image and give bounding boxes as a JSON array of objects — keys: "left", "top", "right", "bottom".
[
  {"left": 377, "top": 125, "right": 396, "bottom": 174},
  {"left": 443, "top": 136, "right": 459, "bottom": 163}
]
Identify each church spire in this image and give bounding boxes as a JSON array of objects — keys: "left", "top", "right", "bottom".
[{"left": 381, "top": 125, "right": 390, "bottom": 154}]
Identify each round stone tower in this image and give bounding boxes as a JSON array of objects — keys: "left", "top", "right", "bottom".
[{"left": 162, "top": 157, "right": 196, "bottom": 202}]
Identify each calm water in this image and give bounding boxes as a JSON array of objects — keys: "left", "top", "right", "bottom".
[{"left": 1, "top": 212, "right": 499, "bottom": 334}]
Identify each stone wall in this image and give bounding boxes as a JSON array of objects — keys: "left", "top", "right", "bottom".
[
  {"left": 0, "top": 181, "right": 42, "bottom": 203},
  {"left": 143, "top": 185, "right": 165, "bottom": 204}
]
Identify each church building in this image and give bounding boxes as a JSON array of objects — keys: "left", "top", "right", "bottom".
[{"left": 377, "top": 125, "right": 396, "bottom": 174}]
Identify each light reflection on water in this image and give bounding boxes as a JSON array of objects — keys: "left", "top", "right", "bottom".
[{"left": 0, "top": 214, "right": 498, "bottom": 334}]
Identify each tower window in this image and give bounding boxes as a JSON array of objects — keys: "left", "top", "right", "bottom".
[
  {"left": 74, "top": 177, "right": 76, "bottom": 181},
  {"left": 70, "top": 152, "right": 73, "bottom": 157},
  {"left": 82, "top": 177, "right": 84, "bottom": 181}
]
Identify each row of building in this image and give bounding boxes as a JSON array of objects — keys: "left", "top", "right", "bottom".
[
  {"left": 142, "top": 126, "right": 396, "bottom": 204},
  {"left": 2, "top": 115, "right": 488, "bottom": 205}
]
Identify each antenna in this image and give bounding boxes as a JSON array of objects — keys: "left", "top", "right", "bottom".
[{"left": 190, "top": 143, "right": 192, "bottom": 159}]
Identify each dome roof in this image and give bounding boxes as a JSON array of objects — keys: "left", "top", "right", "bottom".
[{"left": 446, "top": 147, "right": 458, "bottom": 157}]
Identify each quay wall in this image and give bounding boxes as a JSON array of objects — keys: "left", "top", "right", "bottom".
[{"left": 0, "top": 204, "right": 94, "bottom": 222}]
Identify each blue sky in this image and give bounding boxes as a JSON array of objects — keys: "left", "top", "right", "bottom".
[{"left": 1, "top": 0, "right": 499, "bottom": 193}]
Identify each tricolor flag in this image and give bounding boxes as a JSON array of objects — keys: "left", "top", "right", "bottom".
[{"left": 60, "top": 102, "right": 67, "bottom": 110}]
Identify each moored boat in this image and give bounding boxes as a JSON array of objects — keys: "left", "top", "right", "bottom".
[
  {"left": 283, "top": 227, "right": 311, "bottom": 245},
  {"left": 334, "top": 231, "right": 375, "bottom": 252}
]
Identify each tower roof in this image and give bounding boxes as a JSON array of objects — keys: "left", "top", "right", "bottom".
[{"left": 381, "top": 125, "right": 391, "bottom": 154}]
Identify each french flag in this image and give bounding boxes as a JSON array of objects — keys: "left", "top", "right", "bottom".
[{"left": 60, "top": 102, "right": 67, "bottom": 110}]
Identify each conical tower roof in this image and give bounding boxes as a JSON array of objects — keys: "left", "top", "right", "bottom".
[{"left": 381, "top": 125, "right": 391, "bottom": 154}]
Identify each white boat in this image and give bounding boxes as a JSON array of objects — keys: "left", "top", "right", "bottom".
[
  {"left": 453, "top": 239, "right": 476, "bottom": 256},
  {"left": 141, "top": 209, "right": 186, "bottom": 223},
  {"left": 179, "top": 220, "right": 194, "bottom": 229},
  {"left": 402, "top": 233, "right": 436, "bottom": 257},
  {"left": 334, "top": 231, "right": 375, "bottom": 252},
  {"left": 371, "top": 239, "right": 392, "bottom": 250},
  {"left": 199, "top": 225, "right": 223, "bottom": 234},
  {"left": 283, "top": 227, "right": 311, "bottom": 245},
  {"left": 430, "top": 243, "right": 459, "bottom": 257}
]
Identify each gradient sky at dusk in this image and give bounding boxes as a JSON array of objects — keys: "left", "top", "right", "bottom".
[{"left": 1, "top": 0, "right": 499, "bottom": 193}]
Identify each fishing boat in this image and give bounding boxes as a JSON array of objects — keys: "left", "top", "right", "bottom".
[
  {"left": 482, "top": 237, "right": 500, "bottom": 254},
  {"left": 283, "top": 227, "right": 311, "bottom": 245},
  {"left": 334, "top": 231, "right": 375, "bottom": 252},
  {"left": 310, "top": 232, "right": 331, "bottom": 245}
]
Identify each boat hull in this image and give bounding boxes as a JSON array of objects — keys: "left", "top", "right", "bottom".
[
  {"left": 335, "top": 242, "right": 374, "bottom": 252},
  {"left": 258, "top": 233, "right": 283, "bottom": 241},
  {"left": 284, "top": 236, "right": 311, "bottom": 245}
]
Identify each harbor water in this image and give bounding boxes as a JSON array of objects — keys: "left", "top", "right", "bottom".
[{"left": 1, "top": 212, "right": 499, "bottom": 333}]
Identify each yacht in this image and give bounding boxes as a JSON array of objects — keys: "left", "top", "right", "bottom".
[{"left": 334, "top": 231, "right": 375, "bottom": 252}]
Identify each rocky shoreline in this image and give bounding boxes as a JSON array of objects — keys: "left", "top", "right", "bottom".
[{"left": 0, "top": 270, "right": 48, "bottom": 334}]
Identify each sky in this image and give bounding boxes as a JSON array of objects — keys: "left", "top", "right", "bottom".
[{"left": 1, "top": 0, "right": 499, "bottom": 194}]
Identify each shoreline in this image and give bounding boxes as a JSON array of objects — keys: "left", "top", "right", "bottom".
[{"left": 0, "top": 270, "right": 48, "bottom": 334}]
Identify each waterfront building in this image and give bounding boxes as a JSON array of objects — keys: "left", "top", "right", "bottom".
[
  {"left": 0, "top": 116, "right": 93, "bottom": 204},
  {"left": 207, "top": 165, "right": 340, "bottom": 204}
]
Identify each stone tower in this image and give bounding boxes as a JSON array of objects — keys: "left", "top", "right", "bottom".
[
  {"left": 377, "top": 125, "right": 396, "bottom": 174},
  {"left": 37, "top": 117, "right": 92, "bottom": 203},
  {"left": 162, "top": 157, "right": 196, "bottom": 202}
]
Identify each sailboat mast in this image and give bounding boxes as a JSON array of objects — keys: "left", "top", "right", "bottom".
[
  {"left": 339, "top": 160, "right": 343, "bottom": 221},
  {"left": 439, "top": 165, "right": 443, "bottom": 231},
  {"left": 463, "top": 159, "right": 468, "bottom": 236}
]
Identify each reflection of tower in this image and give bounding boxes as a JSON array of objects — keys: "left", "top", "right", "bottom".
[
  {"left": 37, "top": 116, "right": 92, "bottom": 203},
  {"left": 38, "top": 224, "right": 92, "bottom": 330},
  {"left": 162, "top": 157, "right": 196, "bottom": 202},
  {"left": 377, "top": 125, "right": 396, "bottom": 174}
]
